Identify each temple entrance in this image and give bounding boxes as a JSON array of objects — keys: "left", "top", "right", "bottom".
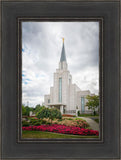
[{"left": 48, "top": 104, "right": 66, "bottom": 114}]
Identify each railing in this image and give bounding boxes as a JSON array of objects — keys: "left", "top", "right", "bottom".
[{"left": 65, "top": 110, "right": 76, "bottom": 114}]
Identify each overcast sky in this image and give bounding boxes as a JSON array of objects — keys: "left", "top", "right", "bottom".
[{"left": 22, "top": 22, "right": 99, "bottom": 107}]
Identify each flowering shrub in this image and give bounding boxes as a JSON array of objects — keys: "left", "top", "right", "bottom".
[
  {"left": 52, "top": 118, "right": 89, "bottom": 128},
  {"left": 22, "top": 124, "right": 99, "bottom": 136}
]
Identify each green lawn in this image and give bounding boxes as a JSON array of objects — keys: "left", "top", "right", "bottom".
[
  {"left": 22, "top": 131, "right": 99, "bottom": 139},
  {"left": 78, "top": 114, "right": 99, "bottom": 118},
  {"left": 93, "top": 118, "right": 99, "bottom": 123}
]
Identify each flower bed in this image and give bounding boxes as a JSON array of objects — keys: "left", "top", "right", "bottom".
[
  {"left": 62, "top": 114, "right": 75, "bottom": 117},
  {"left": 57, "top": 119, "right": 89, "bottom": 128},
  {"left": 22, "top": 124, "right": 99, "bottom": 136}
]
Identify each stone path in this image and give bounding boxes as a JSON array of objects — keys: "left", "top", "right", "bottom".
[{"left": 78, "top": 117, "right": 99, "bottom": 131}]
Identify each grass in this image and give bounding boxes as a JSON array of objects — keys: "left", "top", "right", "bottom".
[
  {"left": 78, "top": 114, "right": 99, "bottom": 118},
  {"left": 22, "top": 130, "right": 99, "bottom": 139},
  {"left": 94, "top": 118, "right": 99, "bottom": 123},
  {"left": 79, "top": 114, "right": 99, "bottom": 117},
  {"left": 74, "top": 117, "right": 86, "bottom": 121}
]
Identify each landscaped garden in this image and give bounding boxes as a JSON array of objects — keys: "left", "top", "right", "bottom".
[{"left": 22, "top": 106, "right": 99, "bottom": 138}]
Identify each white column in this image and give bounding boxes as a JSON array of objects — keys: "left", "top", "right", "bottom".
[{"left": 60, "top": 105, "right": 63, "bottom": 114}]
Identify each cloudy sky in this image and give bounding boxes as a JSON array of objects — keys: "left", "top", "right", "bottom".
[{"left": 22, "top": 22, "right": 99, "bottom": 107}]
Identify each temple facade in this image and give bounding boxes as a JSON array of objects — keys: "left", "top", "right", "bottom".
[{"left": 44, "top": 39, "right": 95, "bottom": 115}]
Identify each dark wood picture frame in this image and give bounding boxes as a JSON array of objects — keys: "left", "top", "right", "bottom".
[{"left": 0, "top": 0, "right": 120, "bottom": 159}]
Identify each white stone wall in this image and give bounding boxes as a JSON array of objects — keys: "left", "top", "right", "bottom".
[
  {"left": 44, "top": 94, "right": 50, "bottom": 107},
  {"left": 62, "top": 71, "right": 69, "bottom": 105},
  {"left": 44, "top": 60, "right": 97, "bottom": 114},
  {"left": 52, "top": 62, "right": 72, "bottom": 110},
  {"left": 53, "top": 72, "right": 59, "bottom": 103},
  {"left": 50, "top": 87, "right": 53, "bottom": 103},
  {"left": 76, "top": 90, "right": 98, "bottom": 113},
  {"left": 69, "top": 84, "right": 75, "bottom": 110},
  {"left": 59, "top": 61, "right": 68, "bottom": 70}
]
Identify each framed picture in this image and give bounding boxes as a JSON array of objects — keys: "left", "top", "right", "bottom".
[
  {"left": 1, "top": 0, "right": 120, "bottom": 159},
  {"left": 19, "top": 19, "right": 102, "bottom": 142}
]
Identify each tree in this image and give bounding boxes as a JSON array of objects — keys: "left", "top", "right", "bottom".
[
  {"left": 35, "top": 104, "right": 41, "bottom": 113},
  {"left": 24, "top": 106, "right": 31, "bottom": 116},
  {"left": 22, "top": 105, "right": 35, "bottom": 116},
  {"left": 86, "top": 95, "right": 99, "bottom": 116},
  {"left": 36, "top": 107, "right": 51, "bottom": 119},
  {"left": 36, "top": 107, "right": 62, "bottom": 124},
  {"left": 49, "top": 108, "right": 62, "bottom": 123},
  {"left": 22, "top": 105, "right": 26, "bottom": 116},
  {"left": 35, "top": 104, "right": 44, "bottom": 113}
]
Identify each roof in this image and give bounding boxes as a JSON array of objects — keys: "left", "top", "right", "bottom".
[{"left": 60, "top": 42, "right": 67, "bottom": 62}]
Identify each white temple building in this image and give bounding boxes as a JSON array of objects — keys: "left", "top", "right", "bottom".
[{"left": 44, "top": 39, "right": 96, "bottom": 115}]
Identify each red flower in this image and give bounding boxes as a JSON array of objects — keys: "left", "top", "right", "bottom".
[{"left": 22, "top": 124, "right": 99, "bottom": 136}]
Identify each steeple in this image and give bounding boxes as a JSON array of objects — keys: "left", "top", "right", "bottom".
[
  {"left": 59, "top": 38, "right": 68, "bottom": 70},
  {"left": 60, "top": 38, "right": 66, "bottom": 62}
]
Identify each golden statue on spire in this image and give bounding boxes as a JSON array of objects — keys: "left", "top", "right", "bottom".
[{"left": 62, "top": 37, "right": 64, "bottom": 43}]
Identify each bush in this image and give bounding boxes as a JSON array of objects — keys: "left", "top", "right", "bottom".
[
  {"left": 41, "top": 119, "right": 47, "bottom": 124},
  {"left": 29, "top": 118, "right": 37, "bottom": 124},
  {"left": 36, "top": 107, "right": 51, "bottom": 119},
  {"left": 36, "top": 107, "right": 62, "bottom": 124},
  {"left": 29, "top": 118, "right": 48, "bottom": 126},
  {"left": 50, "top": 108, "right": 62, "bottom": 120},
  {"left": 58, "top": 119, "right": 63, "bottom": 122},
  {"left": 34, "top": 122, "right": 42, "bottom": 126},
  {"left": 65, "top": 118, "right": 73, "bottom": 120},
  {"left": 45, "top": 121, "right": 52, "bottom": 125},
  {"left": 77, "top": 111, "right": 81, "bottom": 116},
  {"left": 93, "top": 111, "right": 96, "bottom": 116},
  {"left": 94, "top": 118, "right": 99, "bottom": 123},
  {"left": 30, "top": 118, "right": 43, "bottom": 125},
  {"left": 22, "top": 121, "right": 30, "bottom": 126}
]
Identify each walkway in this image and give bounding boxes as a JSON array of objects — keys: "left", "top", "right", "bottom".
[{"left": 78, "top": 117, "right": 99, "bottom": 131}]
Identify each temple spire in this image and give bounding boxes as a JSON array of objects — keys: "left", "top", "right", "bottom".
[{"left": 60, "top": 38, "right": 66, "bottom": 62}]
